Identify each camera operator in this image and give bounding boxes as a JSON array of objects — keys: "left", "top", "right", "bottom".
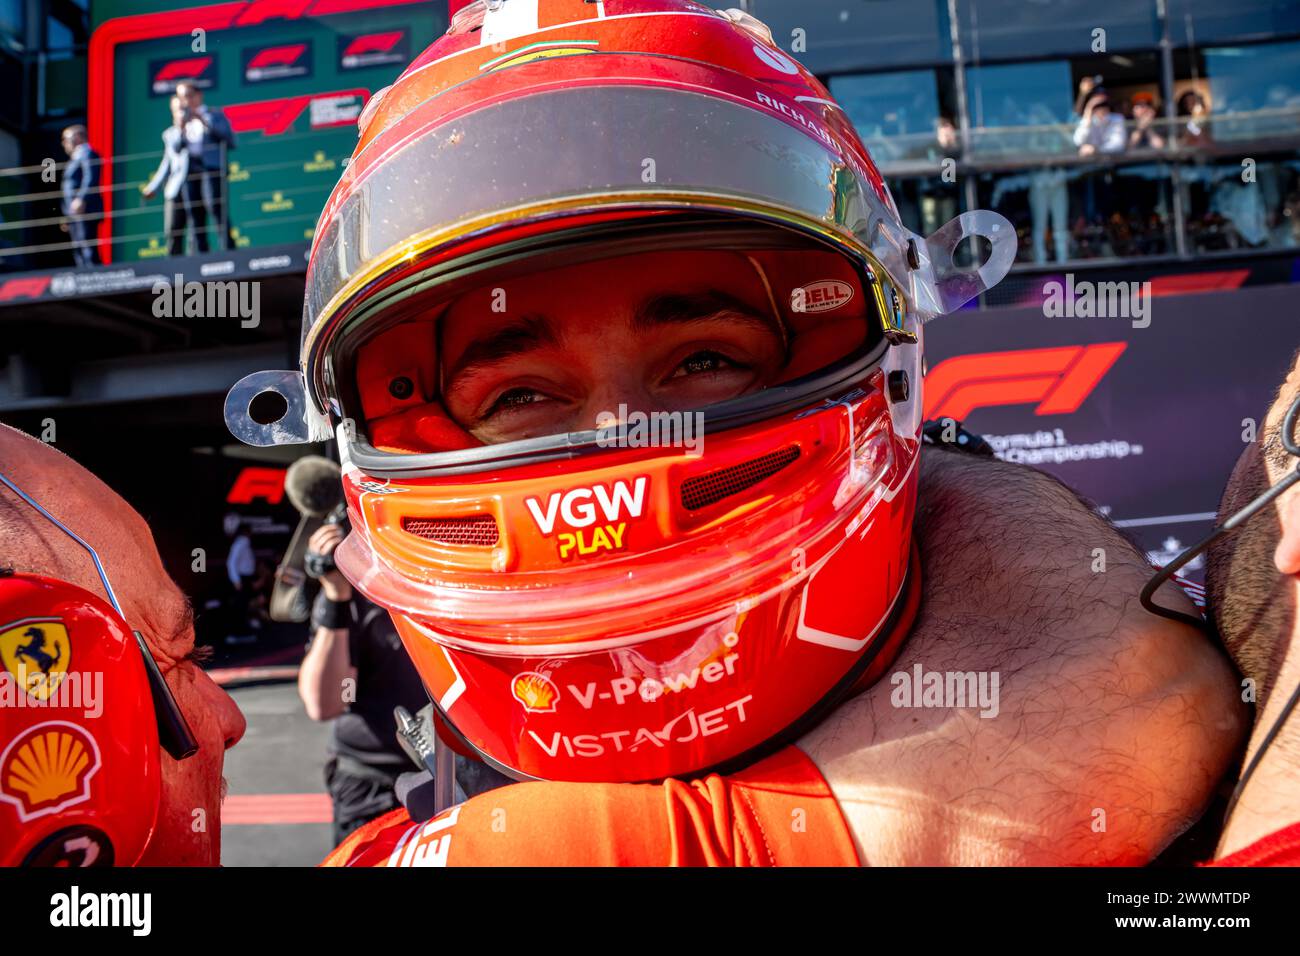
[{"left": 297, "top": 511, "right": 429, "bottom": 845}]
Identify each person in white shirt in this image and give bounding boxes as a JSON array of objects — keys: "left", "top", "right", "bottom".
[
  {"left": 175, "top": 81, "right": 237, "bottom": 250},
  {"left": 142, "top": 96, "right": 206, "bottom": 254},
  {"left": 1073, "top": 90, "right": 1127, "bottom": 156}
]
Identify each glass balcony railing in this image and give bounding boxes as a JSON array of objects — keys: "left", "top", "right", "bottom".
[
  {"left": 2, "top": 107, "right": 1297, "bottom": 277},
  {"left": 0, "top": 128, "right": 348, "bottom": 274},
  {"left": 870, "top": 107, "right": 1300, "bottom": 268}
]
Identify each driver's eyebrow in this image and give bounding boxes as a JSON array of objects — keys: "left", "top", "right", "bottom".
[
  {"left": 445, "top": 312, "right": 558, "bottom": 381},
  {"left": 634, "top": 290, "right": 786, "bottom": 346}
]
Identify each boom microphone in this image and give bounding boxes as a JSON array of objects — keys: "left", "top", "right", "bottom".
[
  {"left": 271, "top": 455, "right": 343, "bottom": 623},
  {"left": 284, "top": 455, "right": 342, "bottom": 518}
]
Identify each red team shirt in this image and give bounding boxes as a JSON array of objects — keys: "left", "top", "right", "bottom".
[{"left": 322, "top": 745, "right": 859, "bottom": 867}]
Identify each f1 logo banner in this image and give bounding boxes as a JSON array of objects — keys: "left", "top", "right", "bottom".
[
  {"left": 923, "top": 284, "right": 1300, "bottom": 581},
  {"left": 925, "top": 343, "right": 1127, "bottom": 421}
]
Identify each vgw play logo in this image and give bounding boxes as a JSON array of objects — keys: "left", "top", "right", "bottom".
[{"left": 524, "top": 477, "right": 647, "bottom": 560}]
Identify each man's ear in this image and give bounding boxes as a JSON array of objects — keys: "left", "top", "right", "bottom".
[{"left": 1276, "top": 485, "right": 1300, "bottom": 576}]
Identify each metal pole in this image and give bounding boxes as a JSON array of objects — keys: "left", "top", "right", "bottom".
[
  {"left": 433, "top": 735, "right": 456, "bottom": 815},
  {"left": 948, "top": 0, "right": 973, "bottom": 158},
  {"left": 1156, "top": 0, "right": 1188, "bottom": 258}
]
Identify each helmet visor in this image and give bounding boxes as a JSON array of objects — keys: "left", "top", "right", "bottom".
[
  {"left": 304, "top": 83, "right": 920, "bottom": 370},
  {"left": 325, "top": 220, "right": 907, "bottom": 467}
]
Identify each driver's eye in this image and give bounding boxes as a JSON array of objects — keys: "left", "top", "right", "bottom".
[
  {"left": 482, "top": 387, "right": 549, "bottom": 421},
  {"left": 671, "top": 350, "right": 736, "bottom": 378},
  {"left": 497, "top": 388, "right": 540, "bottom": 408}
]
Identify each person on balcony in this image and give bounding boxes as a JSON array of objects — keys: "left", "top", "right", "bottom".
[
  {"left": 1073, "top": 90, "right": 1127, "bottom": 156},
  {"left": 176, "top": 81, "right": 237, "bottom": 251},
  {"left": 59, "top": 125, "right": 102, "bottom": 267},
  {"left": 1128, "top": 92, "right": 1167, "bottom": 151},
  {"left": 141, "top": 95, "right": 207, "bottom": 255}
]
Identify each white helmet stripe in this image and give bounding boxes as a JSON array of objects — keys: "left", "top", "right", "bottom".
[{"left": 481, "top": 0, "right": 540, "bottom": 46}]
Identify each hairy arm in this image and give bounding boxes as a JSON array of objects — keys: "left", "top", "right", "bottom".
[{"left": 800, "top": 448, "right": 1246, "bottom": 865}]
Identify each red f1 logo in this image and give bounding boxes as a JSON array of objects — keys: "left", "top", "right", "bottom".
[
  {"left": 154, "top": 56, "right": 212, "bottom": 85},
  {"left": 0, "top": 276, "right": 52, "bottom": 302},
  {"left": 227, "top": 467, "right": 286, "bottom": 505},
  {"left": 247, "top": 44, "right": 307, "bottom": 70},
  {"left": 341, "top": 32, "right": 402, "bottom": 57},
  {"left": 924, "top": 343, "right": 1127, "bottom": 421}
]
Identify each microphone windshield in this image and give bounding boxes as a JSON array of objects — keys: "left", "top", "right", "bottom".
[{"left": 284, "top": 455, "right": 343, "bottom": 518}]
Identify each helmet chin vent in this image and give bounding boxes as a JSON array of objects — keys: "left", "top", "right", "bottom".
[
  {"left": 681, "top": 445, "right": 800, "bottom": 511},
  {"left": 402, "top": 514, "right": 501, "bottom": 547}
]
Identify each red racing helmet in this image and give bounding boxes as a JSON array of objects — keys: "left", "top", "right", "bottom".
[
  {"left": 0, "top": 574, "right": 158, "bottom": 866},
  {"left": 226, "top": 0, "right": 1015, "bottom": 783},
  {"left": 0, "top": 474, "right": 198, "bottom": 866}
]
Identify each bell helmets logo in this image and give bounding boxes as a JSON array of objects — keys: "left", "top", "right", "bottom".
[
  {"left": 793, "top": 280, "right": 854, "bottom": 314},
  {"left": 511, "top": 672, "right": 560, "bottom": 713},
  {"left": 0, "top": 721, "right": 101, "bottom": 822},
  {"left": 924, "top": 343, "right": 1127, "bottom": 421},
  {"left": 524, "top": 476, "right": 647, "bottom": 560}
]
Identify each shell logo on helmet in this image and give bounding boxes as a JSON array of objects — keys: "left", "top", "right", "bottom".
[
  {"left": 511, "top": 671, "right": 560, "bottom": 712},
  {"left": 0, "top": 721, "right": 101, "bottom": 822}
]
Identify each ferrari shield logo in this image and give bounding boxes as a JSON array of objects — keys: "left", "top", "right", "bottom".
[{"left": 0, "top": 617, "right": 71, "bottom": 701}]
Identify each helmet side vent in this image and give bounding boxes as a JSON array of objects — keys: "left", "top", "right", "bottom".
[
  {"left": 402, "top": 514, "right": 500, "bottom": 547},
  {"left": 680, "top": 445, "right": 800, "bottom": 511}
]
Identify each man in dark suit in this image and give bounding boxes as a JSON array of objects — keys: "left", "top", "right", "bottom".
[
  {"left": 176, "top": 81, "right": 237, "bottom": 250},
  {"left": 142, "top": 96, "right": 206, "bottom": 255},
  {"left": 59, "top": 125, "right": 102, "bottom": 266}
]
